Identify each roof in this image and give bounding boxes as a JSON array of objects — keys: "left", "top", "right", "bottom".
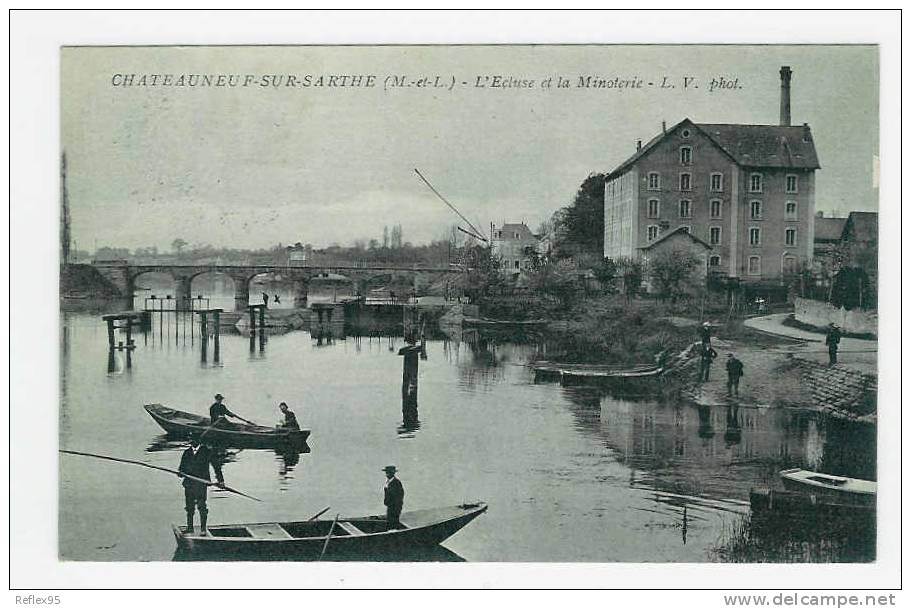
[
  {"left": 842, "top": 211, "right": 878, "bottom": 242},
  {"left": 606, "top": 118, "right": 820, "bottom": 180},
  {"left": 814, "top": 216, "right": 847, "bottom": 242},
  {"left": 495, "top": 223, "right": 536, "bottom": 240},
  {"left": 638, "top": 226, "right": 713, "bottom": 251},
  {"left": 698, "top": 123, "right": 820, "bottom": 170}
]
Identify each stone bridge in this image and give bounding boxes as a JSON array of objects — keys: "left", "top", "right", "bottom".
[{"left": 91, "top": 261, "right": 463, "bottom": 311}]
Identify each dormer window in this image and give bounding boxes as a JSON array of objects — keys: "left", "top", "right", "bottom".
[{"left": 680, "top": 146, "right": 692, "bottom": 165}]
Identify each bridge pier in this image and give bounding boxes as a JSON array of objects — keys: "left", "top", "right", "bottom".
[
  {"left": 293, "top": 279, "right": 309, "bottom": 308},
  {"left": 232, "top": 273, "right": 251, "bottom": 311},
  {"left": 173, "top": 276, "right": 193, "bottom": 311}
]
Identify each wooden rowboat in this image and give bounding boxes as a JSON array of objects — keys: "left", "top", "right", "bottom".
[
  {"left": 532, "top": 361, "right": 664, "bottom": 384},
  {"left": 172, "top": 502, "right": 488, "bottom": 558},
  {"left": 779, "top": 469, "right": 876, "bottom": 509},
  {"left": 144, "top": 403, "right": 310, "bottom": 448}
]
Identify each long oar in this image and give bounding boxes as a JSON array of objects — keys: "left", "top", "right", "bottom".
[
  {"left": 59, "top": 449, "right": 261, "bottom": 502},
  {"left": 307, "top": 506, "right": 331, "bottom": 522},
  {"left": 318, "top": 513, "right": 340, "bottom": 561}
]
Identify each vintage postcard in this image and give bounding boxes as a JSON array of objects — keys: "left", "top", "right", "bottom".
[
  {"left": 9, "top": 10, "right": 901, "bottom": 593},
  {"left": 56, "top": 42, "right": 881, "bottom": 565}
]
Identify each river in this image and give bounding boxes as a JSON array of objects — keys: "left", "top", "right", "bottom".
[{"left": 59, "top": 308, "right": 875, "bottom": 562}]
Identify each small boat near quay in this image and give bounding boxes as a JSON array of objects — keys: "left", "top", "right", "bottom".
[
  {"left": 778, "top": 469, "right": 876, "bottom": 509},
  {"left": 172, "top": 502, "right": 488, "bottom": 558},
  {"left": 532, "top": 360, "right": 664, "bottom": 384},
  {"left": 462, "top": 317, "right": 548, "bottom": 329},
  {"left": 144, "top": 404, "right": 310, "bottom": 448}
]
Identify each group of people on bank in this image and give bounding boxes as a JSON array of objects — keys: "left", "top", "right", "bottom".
[{"left": 177, "top": 393, "right": 405, "bottom": 536}]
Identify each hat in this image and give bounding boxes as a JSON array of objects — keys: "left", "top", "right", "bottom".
[
  {"left": 382, "top": 465, "right": 397, "bottom": 473},
  {"left": 188, "top": 433, "right": 201, "bottom": 446},
  {"left": 214, "top": 393, "right": 224, "bottom": 400},
  {"left": 703, "top": 322, "right": 710, "bottom": 327},
  {"left": 728, "top": 352, "right": 735, "bottom": 357}
]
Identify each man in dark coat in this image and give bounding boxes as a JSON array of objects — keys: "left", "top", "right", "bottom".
[
  {"left": 278, "top": 402, "right": 299, "bottom": 430},
  {"left": 825, "top": 323, "right": 842, "bottom": 366},
  {"left": 383, "top": 465, "right": 405, "bottom": 530},
  {"left": 210, "top": 393, "right": 242, "bottom": 428},
  {"left": 725, "top": 352, "right": 744, "bottom": 397},
  {"left": 178, "top": 435, "right": 224, "bottom": 535},
  {"left": 699, "top": 343, "right": 718, "bottom": 382}
]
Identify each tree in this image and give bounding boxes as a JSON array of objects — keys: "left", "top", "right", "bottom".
[
  {"left": 830, "top": 266, "right": 872, "bottom": 310},
  {"left": 593, "top": 257, "right": 618, "bottom": 291},
  {"left": 648, "top": 248, "right": 700, "bottom": 303},
  {"left": 525, "top": 258, "right": 580, "bottom": 307},
  {"left": 553, "top": 173, "right": 606, "bottom": 258},
  {"left": 616, "top": 257, "right": 644, "bottom": 302},
  {"left": 460, "top": 246, "right": 508, "bottom": 303},
  {"left": 171, "top": 237, "right": 188, "bottom": 255}
]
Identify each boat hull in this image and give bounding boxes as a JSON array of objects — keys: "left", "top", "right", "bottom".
[
  {"left": 172, "top": 503, "right": 487, "bottom": 559},
  {"left": 144, "top": 404, "right": 310, "bottom": 448},
  {"left": 779, "top": 469, "right": 876, "bottom": 509}
]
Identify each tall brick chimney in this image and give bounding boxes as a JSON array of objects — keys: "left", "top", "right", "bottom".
[{"left": 779, "top": 66, "right": 792, "bottom": 126}]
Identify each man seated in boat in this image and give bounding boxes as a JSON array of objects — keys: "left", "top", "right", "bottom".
[
  {"left": 278, "top": 402, "right": 299, "bottom": 430},
  {"left": 209, "top": 393, "right": 244, "bottom": 429}
]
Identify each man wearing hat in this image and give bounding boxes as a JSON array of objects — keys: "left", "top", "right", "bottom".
[
  {"left": 825, "top": 323, "right": 842, "bottom": 366},
  {"left": 210, "top": 393, "right": 242, "bottom": 428},
  {"left": 178, "top": 434, "right": 224, "bottom": 535},
  {"left": 382, "top": 465, "right": 405, "bottom": 530},
  {"left": 700, "top": 321, "right": 712, "bottom": 345}
]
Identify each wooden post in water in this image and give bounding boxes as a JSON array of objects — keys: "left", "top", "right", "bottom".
[
  {"left": 213, "top": 310, "right": 221, "bottom": 363},
  {"left": 249, "top": 305, "right": 256, "bottom": 335},
  {"left": 200, "top": 312, "right": 208, "bottom": 363},
  {"left": 106, "top": 319, "right": 115, "bottom": 350},
  {"left": 125, "top": 317, "right": 133, "bottom": 349},
  {"left": 398, "top": 341, "right": 421, "bottom": 427}
]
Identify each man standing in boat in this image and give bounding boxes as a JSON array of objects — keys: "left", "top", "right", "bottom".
[
  {"left": 178, "top": 434, "right": 224, "bottom": 535},
  {"left": 383, "top": 465, "right": 405, "bottom": 530},
  {"left": 210, "top": 393, "right": 244, "bottom": 429}
]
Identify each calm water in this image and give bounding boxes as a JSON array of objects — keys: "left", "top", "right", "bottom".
[{"left": 60, "top": 309, "right": 875, "bottom": 562}]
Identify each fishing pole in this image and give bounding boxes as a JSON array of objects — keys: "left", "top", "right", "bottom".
[
  {"left": 59, "top": 449, "right": 262, "bottom": 502},
  {"left": 414, "top": 168, "right": 488, "bottom": 243}
]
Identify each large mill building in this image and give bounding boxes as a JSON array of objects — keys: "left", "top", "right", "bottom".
[{"left": 603, "top": 66, "right": 820, "bottom": 283}]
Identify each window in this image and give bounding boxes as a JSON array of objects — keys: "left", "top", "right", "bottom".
[
  {"left": 786, "top": 174, "right": 798, "bottom": 194},
  {"left": 750, "top": 173, "right": 763, "bottom": 193},
  {"left": 681, "top": 128, "right": 691, "bottom": 138},
  {"left": 679, "top": 199, "right": 692, "bottom": 218},
  {"left": 749, "top": 227, "right": 761, "bottom": 246},
  {"left": 648, "top": 172, "right": 660, "bottom": 190},
  {"left": 709, "top": 255, "right": 721, "bottom": 267},
  {"left": 710, "top": 173, "right": 723, "bottom": 192},
  {"left": 785, "top": 227, "right": 797, "bottom": 247},
  {"left": 647, "top": 199, "right": 660, "bottom": 218},
  {"left": 785, "top": 200, "right": 798, "bottom": 220},
  {"left": 748, "top": 255, "right": 761, "bottom": 275},
  {"left": 750, "top": 200, "right": 762, "bottom": 220},
  {"left": 514, "top": 260, "right": 520, "bottom": 269},
  {"left": 679, "top": 173, "right": 691, "bottom": 191},
  {"left": 680, "top": 146, "right": 692, "bottom": 165},
  {"left": 710, "top": 199, "right": 722, "bottom": 219},
  {"left": 783, "top": 256, "right": 797, "bottom": 275},
  {"left": 647, "top": 225, "right": 659, "bottom": 241},
  {"left": 709, "top": 226, "right": 722, "bottom": 245}
]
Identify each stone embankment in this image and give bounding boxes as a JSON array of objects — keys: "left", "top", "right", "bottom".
[{"left": 788, "top": 357, "right": 877, "bottom": 423}]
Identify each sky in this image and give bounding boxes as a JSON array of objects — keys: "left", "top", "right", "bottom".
[{"left": 61, "top": 45, "right": 879, "bottom": 252}]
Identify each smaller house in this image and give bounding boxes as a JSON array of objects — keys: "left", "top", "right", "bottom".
[
  {"left": 637, "top": 226, "right": 712, "bottom": 292},
  {"left": 491, "top": 222, "right": 540, "bottom": 275},
  {"left": 813, "top": 212, "right": 847, "bottom": 262}
]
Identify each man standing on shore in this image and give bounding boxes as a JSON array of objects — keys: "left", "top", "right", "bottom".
[
  {"left": 725, "top": 352, "right": 744, "bottom": 397},
  {"left": 825, "top": 323, "right": 842, "bottom": 366},
  {"left": 699, "top": 343, "right": 717, "bottom": 382}
]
